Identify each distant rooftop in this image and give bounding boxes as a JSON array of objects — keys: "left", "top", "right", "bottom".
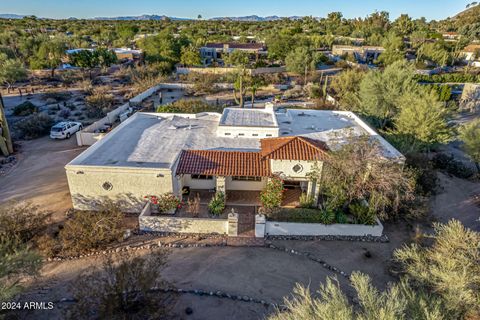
[
  {"left": 219, "top": 108, "right": 277, "bottom": 127},
  {"left": 204, "top": 42, "right": 265, "bottom": 50}
]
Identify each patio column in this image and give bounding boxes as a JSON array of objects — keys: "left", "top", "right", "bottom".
[
  {"left": 313, "top": 180, "right": 321, "bottom": 204},
  {"left": 306, "top": 180, "right": 315, "bottom": 197},
  {"left": 216, "top": 176, "right": 226, "bottom": 193}
]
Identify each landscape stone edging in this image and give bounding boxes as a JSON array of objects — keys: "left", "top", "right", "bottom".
[
  {"left": 266, "top": 244, "right": 351, "bottom": 279},
  {"left": 53, "top": 287, "right": 284, "bottom": 310},
  {"left": 47, "top": 239, "right": 351, "bottom": 281},
  {"left": 266, "top": 234, "right": 389, "bottom": 243}
]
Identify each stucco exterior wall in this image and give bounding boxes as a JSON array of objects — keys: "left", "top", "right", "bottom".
[
  {"left": 265, "top": 218, "right": 383, "bottom": 237},
  {"left": 66, "top": 166, "right": 174, "bottom": 212},
  {"left": 270, "top": 160, "right": 318, "bottom": 179},
  {"left": 182, "top": 175, "right": 217, "bottom": 190},
  {"left": 216, "top": 125, "right": 279, "bottom": 138},
  {"left": 139, "top": 203, "right": 228, "bottom": 234},
  {"left": 225, "top": 176, "right": 266, "bottom": 191}
]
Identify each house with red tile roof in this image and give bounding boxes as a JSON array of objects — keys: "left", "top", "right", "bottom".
[{"left": 66, "top": 105, "right": 403, "bottom": 212}]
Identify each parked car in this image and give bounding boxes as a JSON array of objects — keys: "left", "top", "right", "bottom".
[{"left": 50, "top": 121, "right": 83, "bottom": 139}]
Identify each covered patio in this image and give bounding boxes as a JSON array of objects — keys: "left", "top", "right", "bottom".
[{"left": 182, "top": 188, "right": 302, "bottom": 208}]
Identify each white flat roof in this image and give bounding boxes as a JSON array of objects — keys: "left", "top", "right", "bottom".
[
  {"left": 275, "top": 109, "right": 403, "bottom": 159},
  {"left": 69, "top": 112, "right": 260, "bottom": 169},
  {"left": 68, "top": 108, "right": 404, "bottom": 170},
  {"left": 219, "top": 108, "right": 277, "bottom": 127}
]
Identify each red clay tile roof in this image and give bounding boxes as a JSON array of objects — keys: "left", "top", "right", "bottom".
[
  {"left": 260, "top": 136, "right": 329, "bottom": 161},
  {"left": 176, "top": 150, "right": 271, "bottom": 177},
  {"left": 463, "top": 44, "right": 480, "bottom": 53}
]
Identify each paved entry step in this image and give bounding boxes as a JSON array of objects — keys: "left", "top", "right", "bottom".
[{"left": 227, "top": 237, "right": 265, "bottom": 247}]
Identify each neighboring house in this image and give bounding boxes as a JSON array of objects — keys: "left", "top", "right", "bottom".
[
  {"left": 113, "top": 48, "right": 144, "bottom": 62},
  {"left": 332, "top": 45, "right": 385, "bottom": 64},
  {"left": 200, "top": 42, "right": 267, "bottom": 65},
  {"left": 442, "top": 32, "right": 460, "bottom": 41},
  {"left": 65, "top": 106, "right": 404, "bottom": 212},
  {"left": 461, "top": 44, "right": 480, "bottom": 67}
]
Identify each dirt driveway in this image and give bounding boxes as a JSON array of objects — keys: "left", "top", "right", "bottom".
[{"left": 0, "top": 136, "right": 86, "bottom": 220}]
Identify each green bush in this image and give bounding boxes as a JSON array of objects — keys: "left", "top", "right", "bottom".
[
  {"left": 208, "top": 192, "right": 225, "bottom": 216},
  {"left": 319, "top": 208, "right": 336, "bottom": 224},
  {"left": 349, "top": 202, "right": 376, "bottom": 225},
  {"left": 415, "top": 73, "right": 480, "bottom": 84},
  {"left": 432, "top": 153, "right": 475, "bottom": 179},
  {"left": 14, "top": 113, "right": 54, "bottom": 139},
  {"left": 299, "top": 193, "right": 315, "bottom": 208},
  {"left": 268, "top": 208, "right": 347, "bottom": 224},
  {"left": 260, "top": 177, "right": 284, "bottom": 212},
  {"left": 335, "top": 211, "right": 348, "bottom": 224},
  {"left": 12, "top": 101, "right": 38, "bottom": 116}
]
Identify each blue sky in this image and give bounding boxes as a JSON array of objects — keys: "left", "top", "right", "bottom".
[{"left": 0, "top": 0, "right": 472, "bottom": 20}]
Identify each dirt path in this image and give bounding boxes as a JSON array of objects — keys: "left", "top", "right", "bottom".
[
  {"left": 430, "top": 172, "right": 480, "bottom": 231},
  {"left": 0, "top": 136, "right": 86, "bottom": 220}
]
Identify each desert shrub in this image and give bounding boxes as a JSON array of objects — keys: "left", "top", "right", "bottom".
[
  {"left": 405, "top": 153, "right": 438, "bottom": 196},
  {"left": 185, "top": 72, "right": 222, "bottom": 95},
  {"left": 43, "top": 91, "right": 72, "bottom": 102},
  {"left": 14, "top": 113, "right": 54, "bottom": 139},
  {"left": 12, "top": 101, "right": 38, "bottom": 116},
  {"left": 299, "top": 193, "right": 315, "bottom": 208},
  {"left": 208, "top": 192, "right": 225, "bottom": 216},
  {"left": 66, "top": 103, "right": 76, "bottom": 111},
  {"left": 157, "top": 99, "right": 222, "bottom": 114},
  {"left": 85, "top": 86, "right": 115, "bottom": 118},
  {"left": 58, "top": 204, "right": 124, "bottom": 256},
  {"left": 58, "top": 108, "right": 71, "bottom": 119},
  {"left": 0, "top": 241, "right": 42, "bottom": 302},
  {"left": 432, "top": 153, "right": 475, "bottom": 179},
  {"left": 349, "top": 202, "right": 376, "bottom": 225},
  {"left": 313, "top": 137, "right": 417, "bottom": 220},
  {"left": 269, "top": 272, "right": 446, "bottom": 320},
  {"left": 394, "top": 220, "right": 480, "bottom": 318},
  {"left": 0, "top": 201, "right": 52, "bottom": 246},
  {"left": 186, "top": 193, "right": 201, "bottom": 218},
  {"left": 68, "top": 249, "right": 171, "bottom": 319}
]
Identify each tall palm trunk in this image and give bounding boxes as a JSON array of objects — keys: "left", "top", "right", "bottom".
[{"left": 0, "top": 93, "right": 13, "bottom": 156}]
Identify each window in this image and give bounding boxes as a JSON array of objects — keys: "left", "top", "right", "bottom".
[
  {"left": 232, "top": 176, "right": 262, "bottom": 182},
  {"left": 292, "top": 164, "right": 303, "bottom": 173},
  {"left": 225, "top": 133, "right": 231, "bottom": 136},
  {"left": 191, "top": 174, "right": 213, "bottom": 180},
  {"left": 102, "top": 181, "right": 113, "bottom": 191},
  {"left": 266, "top": 134, "right": 272, "bottom": 137},
  {"left": 238, "top": 133, "right": 245, "bottom": 136},
  {"left": 252, "top": 134, "right": 259, "bottom": 137}
]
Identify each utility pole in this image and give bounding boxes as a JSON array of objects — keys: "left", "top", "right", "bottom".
[{"left": 0, "top": 92, "right": 13, "bottom": 156}]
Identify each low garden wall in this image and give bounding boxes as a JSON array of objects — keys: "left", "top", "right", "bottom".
[
  {"left": 139, "top": 203, "right": 228, "bottom": 234},
  {"left": 75, "top": 83, "right": 191, "bottom": 146},
  {"left": 261, "top": 217, "right": 383, "bottom": 237}
]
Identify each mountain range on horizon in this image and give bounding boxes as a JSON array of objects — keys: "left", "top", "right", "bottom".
[
  {"left": 0, "top": 13, "right": 303, "bottom": 21},
  {"left": 1, "top": 5, "right": 479, "bottom": 22}
]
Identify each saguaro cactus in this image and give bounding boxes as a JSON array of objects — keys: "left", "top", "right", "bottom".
[{"left": 0, "top": 93, "right": 13, "bottom": 156}]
